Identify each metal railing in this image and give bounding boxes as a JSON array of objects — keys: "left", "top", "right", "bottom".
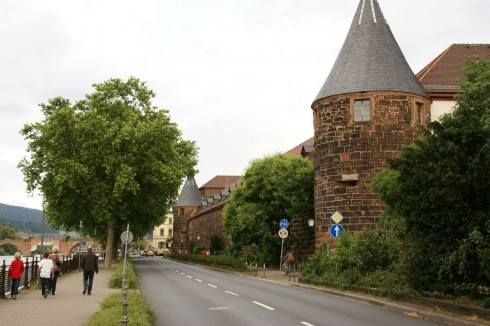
[{"left": 0, "top": 254, "right": 82, "bottom": 298}]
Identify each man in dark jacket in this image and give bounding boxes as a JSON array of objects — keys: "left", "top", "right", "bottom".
[{"left": 81, "top": 245, "right": 98, "bottom": 295}]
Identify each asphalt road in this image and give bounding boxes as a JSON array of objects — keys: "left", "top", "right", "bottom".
[{"left": 134, "top": 257, "right": 440, "bottom": 326}]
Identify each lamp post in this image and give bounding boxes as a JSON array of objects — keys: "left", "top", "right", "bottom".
[
  {"left": 180, "top": 239, "right": 183, "bottom": 253},
  {"left": 40, "top": 199, "right": 46, "bottom": 256},
  {"left": 197, "top": 235, "right": 200, "bottom": 248}
]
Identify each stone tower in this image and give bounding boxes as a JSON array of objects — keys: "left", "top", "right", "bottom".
[
  {"left": 311, "top": 0, "right": 431, "bottom": 245},
  {"left": 172, "top": 177, "right": 202, "bottom": 252}
]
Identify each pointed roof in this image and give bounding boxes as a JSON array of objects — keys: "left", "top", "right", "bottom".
[
  {"left": 175, "top": 177, "right": 202, "bottom": 207},
  {"left": 314, "top": 0, "right": 428, "bottom": 103}
]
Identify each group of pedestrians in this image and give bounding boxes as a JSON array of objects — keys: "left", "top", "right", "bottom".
[{"left": 7, "top": 245, "right": 99, "bottom": 299}]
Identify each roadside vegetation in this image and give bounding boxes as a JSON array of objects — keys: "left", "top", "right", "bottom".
[
  {"left": 302, "top": 56, "right": 490, "bottom": 306},
  {"left": 87, "top": 259, "right": 154, "bottom": 326}
]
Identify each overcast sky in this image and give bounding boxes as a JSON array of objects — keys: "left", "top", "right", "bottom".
[{"left": 1, "top": 0, "right": 488, "bottom": 210}]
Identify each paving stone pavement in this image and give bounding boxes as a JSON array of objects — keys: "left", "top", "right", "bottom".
[{"left": 0, "top": 267, "right": 117, "bottom": 326}]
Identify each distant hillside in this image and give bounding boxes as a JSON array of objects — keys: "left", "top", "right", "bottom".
[{"left": 0, "top": 203, "right": 58, "bottom": 233}]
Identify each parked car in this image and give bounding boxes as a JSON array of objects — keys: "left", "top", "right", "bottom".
[{"left": 145, "top": 250, "right": 154, "bottom": 257}]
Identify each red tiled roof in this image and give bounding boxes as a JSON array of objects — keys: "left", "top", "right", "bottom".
[
  {"left": 285, "top": 137, "right": 314, "bottom": 156},
  {"left": 199, "top": 175, "right": 241, "bottom": 190},
  {"left": 417, "top": 44, "right": 490, "bottom": 94}
]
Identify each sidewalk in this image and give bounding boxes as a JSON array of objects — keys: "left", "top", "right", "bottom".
[{"left": 0, "top": 267, "right": 117, "bottom": 326}]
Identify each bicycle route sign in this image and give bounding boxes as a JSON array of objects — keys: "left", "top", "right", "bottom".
[{"left": 280, "top": 219, "right": 289, "bottom": 229}]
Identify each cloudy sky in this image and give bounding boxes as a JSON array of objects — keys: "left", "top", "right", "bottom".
[{"left": 1, "top": 0, "right": 488, "bottom": 210}]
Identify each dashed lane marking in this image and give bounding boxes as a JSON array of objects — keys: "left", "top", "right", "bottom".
[
  {"left": 301, "top": 322, "right": 315, "bottom": 326},
  {"left": 252, "top": 301, "right": 275, "bottom": 311},
  {"left": 207, "top": 284, "right": 218, "bottom": 288},
  {"left": 195, "top": 279, "right": 203, "bottom": 282},
  {"left": 225, "top": 291, "right": 239, "bottom": 296}
]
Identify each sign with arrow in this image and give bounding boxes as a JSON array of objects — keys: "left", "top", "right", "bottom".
[{"left": 329, "top": 224, "right": 344, "bottom": 239}]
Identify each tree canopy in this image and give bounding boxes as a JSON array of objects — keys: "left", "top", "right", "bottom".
[
  {"left": 371, "top": 56, "right": 490, "bottom": 294},
  {"left": 19, "top": 77, "right": 198, "bottom": 266},
  {"left": 223, "top": 154, "right": 313, "bottom": 264},
  {"left": 0, "top": 224, "right": 19, "bottom": 240}
]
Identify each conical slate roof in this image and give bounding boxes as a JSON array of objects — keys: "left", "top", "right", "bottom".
[
  {"left": 175, "top": 177, "right": 202, "bottom": 207},
  {"left": 314, "top": 0, "right": 428, "bottom": 103}
]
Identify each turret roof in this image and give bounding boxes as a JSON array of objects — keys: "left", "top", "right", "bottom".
[
  {"left": 175, "top": 177, "right": 202, "bottom": 207},
  {"left": 314, "top": 0, "right": 428, "bottom": 103}
]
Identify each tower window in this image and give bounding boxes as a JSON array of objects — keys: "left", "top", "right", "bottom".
[
  {"left": 354, "top": 99, "right": 370, "bottom": 121},
  {"left": 416, "top": 102, "right": 423, "bottom": 124}
]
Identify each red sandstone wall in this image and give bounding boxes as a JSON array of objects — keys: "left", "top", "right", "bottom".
[{"left": 312, "top": 92, "right": 431, "bottom": 247}]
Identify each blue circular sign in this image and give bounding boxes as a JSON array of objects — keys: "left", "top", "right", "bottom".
[
  {"left": 280, "top": 219, "right": 289, "bottom": 229},
  {"left": 329, "top": 224, "right": 344, "bottom": 239}
]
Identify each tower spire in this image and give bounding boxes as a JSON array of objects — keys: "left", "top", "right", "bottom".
[{"left": 313, "top": 0, "right": 428, "bottom": 103}]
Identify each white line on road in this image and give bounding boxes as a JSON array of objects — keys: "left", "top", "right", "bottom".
[
  {"left": 225, "top": 291, "right": 239, "bottom": 296},
  {"left": 180, "top": 272, "right": 185, "bottom": 275},
  {"left": 301, "top": 322, "right": 315, "bottom": 326},
  {"left": 187, "top": 275, "right": 192, "bottom": 278},
  {"left": 207, "top": 284, "right": 218, "bottom": 288},
  {"left": 195, "top": 279, "right": 203, "bottom": 282},
  {"left": 252, "top": 301, "right": 275, "bottom": 311}
]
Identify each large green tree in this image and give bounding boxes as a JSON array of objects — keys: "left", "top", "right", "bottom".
[
  {"left": 223, "top": 154, "right": 313, "bottom": 264},
  {"left": 372, "top": 57, "right": 490, "bottom": 294},
  {"left": 19, "top": 77, "right": 198, "bottom": 267}
]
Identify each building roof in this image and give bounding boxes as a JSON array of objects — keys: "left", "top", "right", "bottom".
[
  {"left": 175, "top": 177, "right": 202, "bottom": 207},
  {"left": 314, "top": 0, "right": 428, "bottom": 103},
  {"left": 416, "top": 44, "right": 490, "bottom": 95},
  {"left": 199, "top": 175, "right": 241, "bottom": 190},
  {"left": 285, "top": 137, "right": 314, "bottom": 156}
]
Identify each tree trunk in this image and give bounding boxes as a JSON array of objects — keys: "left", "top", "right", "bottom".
[{"left": 104, "top": 222, "right": 114, "bottom": 268}]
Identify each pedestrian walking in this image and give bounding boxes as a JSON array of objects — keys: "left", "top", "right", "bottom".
[
  {"left": 8, "top": 252, "right": 24, "bottom": 299},
  {"left": 81, "top": 245, "right": 98, "bottom": 295},
  {"left": 38, "top": 251, "right": 54, "bottom": 298},
  {"left": 48, "top": 246, "right": 62, "bottom": 295}
]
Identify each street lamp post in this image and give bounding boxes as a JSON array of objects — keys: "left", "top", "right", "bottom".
[{"left": 40, "top": 199, "right": 46, "bottom": 256}]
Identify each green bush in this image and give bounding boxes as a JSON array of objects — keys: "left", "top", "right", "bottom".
[{"left": 168, "top": 252, "right": 246, "bottom": 271}]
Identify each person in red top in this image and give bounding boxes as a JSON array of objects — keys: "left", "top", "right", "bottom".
[{"left": 8, "top": 252, "right": 24, "bottom": 299}]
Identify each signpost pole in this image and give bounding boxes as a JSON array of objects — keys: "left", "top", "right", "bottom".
[{"left": 280, "top": 238, "right": 284, "bottom": 272}]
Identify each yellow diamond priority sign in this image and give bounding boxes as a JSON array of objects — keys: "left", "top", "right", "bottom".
[{"left": 331, "top": 211, "right": 344, "bottom": 224}]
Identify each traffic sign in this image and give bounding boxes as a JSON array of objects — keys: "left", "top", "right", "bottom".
[
  {"left": 278, "top": 228, "right": 288, "bottom": 238},
  {"left": 121, "top": 231, "right": 133, "bottom": 243},
  {"left": 329, "top": 224, "right": 344, "bottom": 239},
  {"left": 280, "top": 219, "right": 289, "bottom": 229},
  {"left": 330, "top": 211, "right": 344, "bottom": 224}
]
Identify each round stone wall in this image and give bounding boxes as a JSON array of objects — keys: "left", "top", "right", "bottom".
[{"left": 312, "top": 91, "right": 431, "bottom": 246}]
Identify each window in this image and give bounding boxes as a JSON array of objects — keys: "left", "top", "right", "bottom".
[
  {"left": 160, "top": 229, "right": 164, "bottom": 236},
  {"left": 168, "top": 218, "right": 172, "bottom": 225},
  {"left": 416, "top": 102, "right": 423, "bottom": 124},
  {"left": 169, "top": 229, "right": 173, "bottom": 237},
  {"left": 354, "top": 99, "right": 370, "bottom": 121}
]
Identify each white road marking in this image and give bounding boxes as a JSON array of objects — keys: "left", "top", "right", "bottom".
[
  {"left": 301, "top": 322, "right": 315, "bottom": 326},
  {"left": 195, "top": 279, "right": 203, "bottom": 282},
  {"left": 208, "top": 307, "right": 229, "bottom": 310},
  {"left": 207, "top": 284, "right": 218, "bottom": 288},
  {"left": 187, "top": 275, "right": 192, "bottom": 278},
  {"left": 225, "top": 291, "right": 239, "bottom": 296},
  {"left": 180, "top": 272, "right": 185, "bottom": 275},
  {"left": 252, "top": 301, "right": 275, "bottom": 311}
]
